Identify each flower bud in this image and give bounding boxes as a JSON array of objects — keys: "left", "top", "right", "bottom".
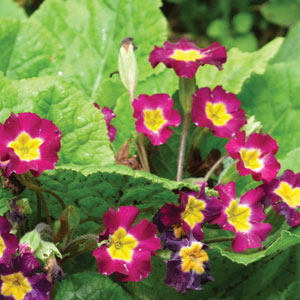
[{"left": 118, "top": 37, "right": 138, "bottom": 101}]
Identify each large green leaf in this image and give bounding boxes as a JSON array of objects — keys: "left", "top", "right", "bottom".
[
  {"left": 238, "top": 62, "right": 300, "bottom": 168},
  {"left": 272, "top": 22, "right": 300, "bottom": 64},
  {"left": 28, "top": 0, "right": 167, "bottom": 97},
  {"left": 196, "top": 38, "right": 283, "bottom": 94},
  {"left": 0, "top": 73, "right": 114, "bottom": 173},
  {"left": 55, "top": 272, "right": 132, "bottom": 300},
  {"left": 261, "top": 0, "right": 300, "bottom": 26},
  {"left": 0, "top": 0, "right": 27, "bottom": 19}
]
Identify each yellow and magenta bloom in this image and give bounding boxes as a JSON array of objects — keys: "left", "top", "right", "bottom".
[
  {"left": 164, "top": 237, "right": 213, "bottom": 293},
  {"left": 132, "top": 94, "right": 181, "bottom": 146},
  {"left": 159, "top": 184, "right": 221, "bottom": 241},
  {"left": 0, "top": 217, "right": 18, "bottom": 265},
  {"left": 211, "top": 182, "right": 272, "bottom": 252},
  {"left": 149, "top": 38, "right": 226, "bottom": 78},
  {"left": 192, "top": 86, "right": 247, "bottom": 138},
  {"left": 0, "top": 253, "right": 52, "bottom": 300},
  {"left": 93, "top": 206, "right": 161, "bottom": 282},
  {"left": 93, "top": 103, "right": 117, "bottom": 142},
  {"left": 0, "top": 113, "right": 61, "bottom": 177},
  {"left": 225, "top": 131, "right": 280, "bottom": 182},
  {"left": 261, "top": 169, "right": 300, "bottom": 227}
]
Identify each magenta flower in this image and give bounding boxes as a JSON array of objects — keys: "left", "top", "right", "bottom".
[
  {"left": 164, "top": 236, "right": 213, "bottom": 293},
  {"left": 94, "top": 103, "right": 117, "bottom": 142},
  {"left": 192, "top": 86, "right": 247, "bottom": 138},
  {"left": 149, "top": 38, "right": 227, "bottom": 78},
  {"left": 0, "top": 217, "right": 18, "bottom": 265},
  {"left": 132, "top": 94, "right": 181, "bottom": 146},
  {"left": 0, "top": 113, "right": 61, "bottom": 177},
  {"left": 225, "top": 131, "right": 280, "bottom": 182},
  {"left": 93, "top": 206, "right": 161, "bottom": 282},
  {"left": 211, "top": 182, "right": 272, "bottom": 252},
  {"left": 160, "top": 184, "right": 221, "bottom": 241},
  {"left": 0, "top": 253, "right": 52, "bottom": 300},
  {"left": 261, "top": 170, "right": 300, "bottom": 227}
]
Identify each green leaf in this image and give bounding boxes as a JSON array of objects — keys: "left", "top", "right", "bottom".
[
  {"left": 0, "top": 73, "right": 114, "bottom": 173},
  {"left": 29, "top": 0, "right": 167, "bottom": 97},
  {"left": 196, "top": 38, "right": 283, "bottom": 94},
  {"left": 22, "top": 165, "right": 197, "bottom": 234},
  {"left": 0, "top": 187, "right": 13, "bottom": 216},
  {"left": 0, "top": 18, "right": 65, "bottom": 78},
  {"left": 0, "top": 0, "right": 27, "bottom": 19},
  {"left": 232, "top": 12, "right": 253, "bottom": 34},
  {"left": 239, "top": 61, "right": 300, "bottom": 165},
  {"left": 279, "top": 148, "right": 300, "bottom": 173},
  {"left": 261, "top": 0, "right": 300, "bottom": 26},
  {"left": 272, "top": 22, "right": 300, "bottom": 64},
  {"left": 55, "top": 272, "right": 132, "bottom": 300}
]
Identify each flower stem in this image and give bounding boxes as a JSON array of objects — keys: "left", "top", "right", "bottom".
[
  {"left": 203, "top": 153, "right": 229, "bottom": 182},
  {"left": 137, "top": 133, "right": 150, "bottom": 172},
  {"left": 176, "top": 112, "right": 191, "bottom": 181},
  {"left": 203, "top": 236, "right": 234, "bottom": 243},
  {"left": 36, "top": 191, "right": 51, "bottom": 225}
]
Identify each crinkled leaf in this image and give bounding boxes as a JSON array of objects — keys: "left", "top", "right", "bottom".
[
  {"left": 0, "top": 0, "right": 27, "bottom": 19},
  {"left": 28, "top": 0, "right": 167, "bottom": 97},
  {"left": 0, "top": 73, "right": 114, "bottom": 173},
  {"left": 261, "top": 0, "right": 300, "bottom": 26},
  {"left": 196, "top": 38, "right": 283, "bottom": 94},
  {"left": 239, "top": 61, "right": 300, "bottom": 165},
  {"left": 55, "top": 272, "right": 132, "bottom": 300}
]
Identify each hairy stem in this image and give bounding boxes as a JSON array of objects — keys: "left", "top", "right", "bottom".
[
  {"left": 37, "top": 191, "right": 51, "bottom": 225},
  {"left": 203, "top": 153, "right": 229, "bottom": 182},
  {"left": 137, "top": 132, "right": 150, "bottom": 172},
  {"left": 176, "top": 112, "right": 191, "bottom": 181}
]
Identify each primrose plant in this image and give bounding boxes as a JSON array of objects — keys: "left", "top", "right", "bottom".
[{"left": 0, "top": 34, "right": 299, "bottom": 300}]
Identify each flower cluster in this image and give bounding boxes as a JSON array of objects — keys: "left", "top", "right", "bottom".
[
  {"left": 0, "top": 216, "right": 52, "bottom": 300},
  {"left": 154, "top": 184, "right": 217, "bottom": 293},
  {"left": 0, "top": 113, "right": 61, "bottom": 177},
  {"left": 93, "top": 206, "right": 161, "bottom": 282}
]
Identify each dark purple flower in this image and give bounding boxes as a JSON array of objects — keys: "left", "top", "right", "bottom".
[
  {"left": 0, "top": 216, "right": 18, "bottom": 265},
  {"left": 164, "top": 236, "right": 213, "bottom": 293},
  {"left": 160, "top": 184, "right": 222, "bottom": 241},
  {"left": 0, "top": 253, "right": 52, "bottom": 300},
  {"left": 94, "top": 103, "right": 117, "bottom": 142}
]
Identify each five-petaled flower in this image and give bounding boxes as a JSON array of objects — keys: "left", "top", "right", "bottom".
[
  {"left": 93, "top": 206, "right": 161, "bottom": 282},
  {"left": 94, "top": 103, "right": 117, "bottom": 142},
  {"left": 211, "top": 182, "right": 272, "bottom": 252},
  {"left": 0, "top": 113, "right": 61, "bottom": 177},
  {"left": 0, "top": 253, "right": 52, "bottom": 300},
  {"left": 164, "top": 236, "right": 213, "bottom": 293},
  {"left": 225, "top": 131, "right": 280, "bottom": 182},
  {"left": 159, "top": 184, "right": 221, "bottom": 241},
  {"left": 132, "top": 94, "right": 181, "bottom": 146},
  {"left": 261, "top": 169, "right": 300, "bottom": 227},
  {"left": 0, "top": 217, "right": 18, "bottom": 265},
  {"left": 149, "top": 38, "right": 227, "bottom": 78},
  {"left": 192, "top": 86, "right": 247, "bottom": 138}
]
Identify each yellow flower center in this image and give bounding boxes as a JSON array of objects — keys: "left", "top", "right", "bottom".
[
  {"left": 0, "top": 236, "right": 6, "bottom": 258},
  {"left": 170, "top": 49, "right": 204, "bottom": 62},
  {"left": 181, "top": 196, "right": 206, "bottom": 229},
  {"left": 225, "top": 200, "right": 251, "bottom": 232},
  {"left": 274, "top": 182, "right": 300, "bottom": 208},
  {"left": 205, "top": 102, "right": 232, "bottom": 126},
  {"left": 1, "top": 272, "right": 32, "bottom": 300},
  {"left": 8, "top": 132, "right": 43, "bottom": 161},
  {"left": 240, "top": 148, "right": 262, "bottom": 171},
  {"left": 107, "top": 227, "right": 138, "bottom": 262},
  {"left": 180, "top": 242, "right": 208, "bottom": 274},
  {"left": 172, "top": 223, "right": 185, "bottom": 238},
  {"left": 144, "top": 109, "right": 166, "bottom": 133}
]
